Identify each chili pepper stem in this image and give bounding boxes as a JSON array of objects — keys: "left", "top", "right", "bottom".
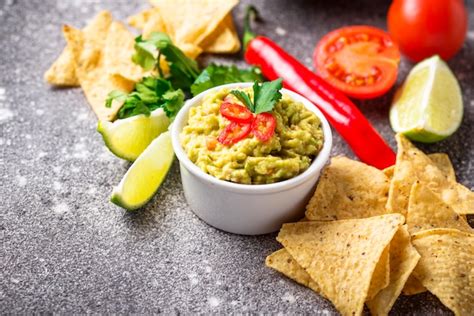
[{"left": 243, "top": 5, "right": 259, "bottom": 49}]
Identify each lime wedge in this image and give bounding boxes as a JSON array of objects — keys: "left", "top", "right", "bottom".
[
  {"left": 111, "top": 131, "right": 174, "bottom": 210},
  {"left": 389, "top": 55, "right": 463, "bottom": 143},
  {"left": 97, "top": 108, "right": 170, "bottom": 161}
]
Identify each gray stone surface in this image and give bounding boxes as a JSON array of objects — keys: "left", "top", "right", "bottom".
[{"left": 1, "top": 0, "right": 472, "bottom": 314}]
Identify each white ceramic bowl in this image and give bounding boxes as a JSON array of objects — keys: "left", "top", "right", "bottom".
[{"left": 171, "top": 83, "right": 332, "bottom": 235}]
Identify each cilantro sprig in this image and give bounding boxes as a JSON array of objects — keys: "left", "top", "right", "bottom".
[
  {"left": 230, "top": 78, "right": 283, "bottom": 114},
  {"left": 106, "top": 77, "right": 184, "bottom": 119}
]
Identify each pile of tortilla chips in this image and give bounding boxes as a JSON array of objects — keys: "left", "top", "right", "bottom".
[
  {"left": 266, "top": 134, "right": 473, "bottom": 316},
  {"left": 44, "top": 0, "right": 240, "bottom": 121}
]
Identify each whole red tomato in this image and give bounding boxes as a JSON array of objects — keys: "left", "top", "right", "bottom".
[{"left": 387, "top": 0, "right": 468, "bottom": 62}]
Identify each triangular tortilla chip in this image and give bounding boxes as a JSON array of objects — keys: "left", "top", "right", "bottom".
[
  {"left": 407, "top": 182, "right": 472, "bottom": 234},
  {"left": 306, "top": 156, "right": 390, "bottom": 221},
  {"left": 103, "top": 21, "right": 148, "bottom": 82},
  {"left": 387, "top": 134, "right": 474, "bottom": 215},
  {"left": 44, "top": 11, "right": 113, "bottom": 86},
  {"left": 277, "top": 214, "right": 404, "bottom": 316},
  {"left": 63, "top": 25, "right": 135, "bottom": 121},
  {"left": 199, "top": 14, "right": 241, "bottom": 54},
  {"left": 265, "top": 249, "right": 322, "bottom": 294},
  {"left": 149, "top": 0, "right": 238, "bottom": 47},
  {"left": 384, "top": 153, "right": 455, "bottom": 181},
  {"left": 367, "top": 225, "right": 421, "bottom": 316},
  {"left": 412, "top": 229, "right": 474, "bottom": 316}
]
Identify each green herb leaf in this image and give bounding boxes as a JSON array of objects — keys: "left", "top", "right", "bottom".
[
  {"left": 253, "top": 78, "right": 283, "bottom": 114},
  {"left": 230, "top": 90, "right": 254, "bottom": 112},
  {"left": 191, "top": 63, "right": 263, "bottom": 96},
  {"left": 107, "top": 76, "right": 184, "bottom": 120}
]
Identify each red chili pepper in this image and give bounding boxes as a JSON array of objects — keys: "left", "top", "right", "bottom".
[
  {"left": 242, "top": 6, "right": 396, "bottom": 169},
  {"left": 252, "top": 113, "right": 276, "bottom": 142},
  {"left": 218, "top": 122, "right": 252, "bottom": 145},
  {"left": 220, "top": 102, "right": 253, "bottom": 123}
]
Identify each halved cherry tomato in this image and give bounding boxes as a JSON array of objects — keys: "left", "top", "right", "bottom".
[
  {"left": 220, "top": 102, "right": 253, "bottom": 123},
  {"left": 217, "top": 122, "right": 252, "bottom": 145},
  {"left": 251, "top": 113, "right": 276, "bottom": 142},
  {"left": 313, "top": 26, "right": 400, "bottom": 100}
]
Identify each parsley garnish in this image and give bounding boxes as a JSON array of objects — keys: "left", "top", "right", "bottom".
[{"left": 230, "top": 78, "right": 283, "bottom": 114}]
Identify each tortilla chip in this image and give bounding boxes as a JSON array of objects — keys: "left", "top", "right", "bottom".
[
  {"left": 127, "top": 8, "right": 155, "bottom": 29},
  {"left": 407, "top": 182, "right": 472, "bottom": 234},
  {"left": 63, "top": 24, "right": 134, "bottom": 121},
  {"left": 265, "top": 249, "right": 322, "bottom": 294},
  {"left": 402, "top": 274, "right": 427, "bottom": 296},
  {"left": 428, "top": 153, "right": 456, "bottom": 181},
  {"left": 44, "top": 46, "right": 79, "bottom": 86},
  {"left": 149, "top": 0, "right": 238, "bottom": 47},
  {"left": 306, "top": 156, "right": 390, "bottom": 221},
  {"left": 387, "top": 134, "right": 474, "bottom": 215},
  {"left": 412, "top": 229, "right": 474, "bottom": 316},
  {"left": 277, "top": 214, "right": 404, "bottom": 316},
  {"left": 103, "top": 21, "right": 148, "bottom": 82},
  {"left": 44, "top": 11, "right": 113, "bottom": 86},
  {"left": 367, "top": 225, "right": 421, "bottom": 315},
  {"left": 384, "top": 153, "right": 455, "bottom": 181},
  {"left": 199, "top": 14, "right": 241, "bottom": 54},
  {"left": 367, "top": 244, "right": 390, "bottom": 301}
]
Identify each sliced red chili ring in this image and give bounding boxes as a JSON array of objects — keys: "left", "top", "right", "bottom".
[
  {"left": 217, "top": 122, "right": 252, "bottom": 145},
  {"left": 220, "top": 102, "right": 253, "bottom": 123},
  {"left": 251, "top": 113, "right": 276, "bottom": 142}
]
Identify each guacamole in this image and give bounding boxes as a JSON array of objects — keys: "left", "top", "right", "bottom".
[{"left": 180, "top": 88, "right": 324, "bottom": 184}]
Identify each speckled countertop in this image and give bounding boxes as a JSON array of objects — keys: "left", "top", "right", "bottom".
[{"left": 1, "top": 0, "right": 473, "bottom": 314}]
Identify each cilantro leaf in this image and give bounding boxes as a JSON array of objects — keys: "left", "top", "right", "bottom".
[
  {"left": 229, "top": 78, "right": 283, "bottom": 114},
  {"left": 106, "top": 77, "right": 184, "bottom": 120},
  {"left": 253, "top": 78, "right": 283, "bottom": 114},
  {"left": 191, "top": 63, "right": 263, "bottom": 96}
]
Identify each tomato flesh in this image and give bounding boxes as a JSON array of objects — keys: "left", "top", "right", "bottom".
[
  {"left": 251, "top": 113, "right": 276, "bottom": 142},
  {"left": 313, "top": 26, "right": 400, "bottom": 100},
  {"left": 220, "top": 102, "right": 253, "bottom": 123},
  {"left": 217, "top": 122, "right": 252, "bottom": 145}
]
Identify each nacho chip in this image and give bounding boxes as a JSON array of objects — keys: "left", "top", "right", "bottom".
[
  {"left": 402, "top": 274, "right": 427, "bottom": 296},
  {"left": 384, "top": 153, "right": 455, "bottom": 181},
  {"left": 103, "top": 21, "right": 148, "bottom": 82},
  {"left": 63, "top": 24, "right": 134, "bottom": 121},
  {"left": 44, "top": 11, "right": 113, "bottom": 86},
  {"left": 366, "top": 244, "right": 390, "bottom": 301},
  {"left": 129, "top": 8, "right": 240, "bottom": 55},
  {"left": 44, "top": 46, "right": 79, "bottom": 86},
  {"left": 407, "top": 182, "right": 472, "bottom": 234},
  {"left": 412, "top": 229, "right": 474, "bottom": 316},
  {"left": 306, "top": 156, "right": 390, "bottom": 221},
  {"left": 367, "top": 225, "right": 421, "bottom": 315},
  {"left": 199, "top": 14, "right": 241, "bottom": 54},
  {"left": 265, "top": 249, "right": 322, "bottom": 294},
  {"left": 149, "top": 0, "right": 238, "bottom": 47},
  {"left": 277, "top": 214, "right": 404, "bottom": 316},
  {"left": 387, "top": 134, "right": 474, "bottom": 215}
]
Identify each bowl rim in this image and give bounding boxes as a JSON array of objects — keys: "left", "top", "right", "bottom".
[{"left": 171, "top": 82, "right": 333, "bottom": 194}]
